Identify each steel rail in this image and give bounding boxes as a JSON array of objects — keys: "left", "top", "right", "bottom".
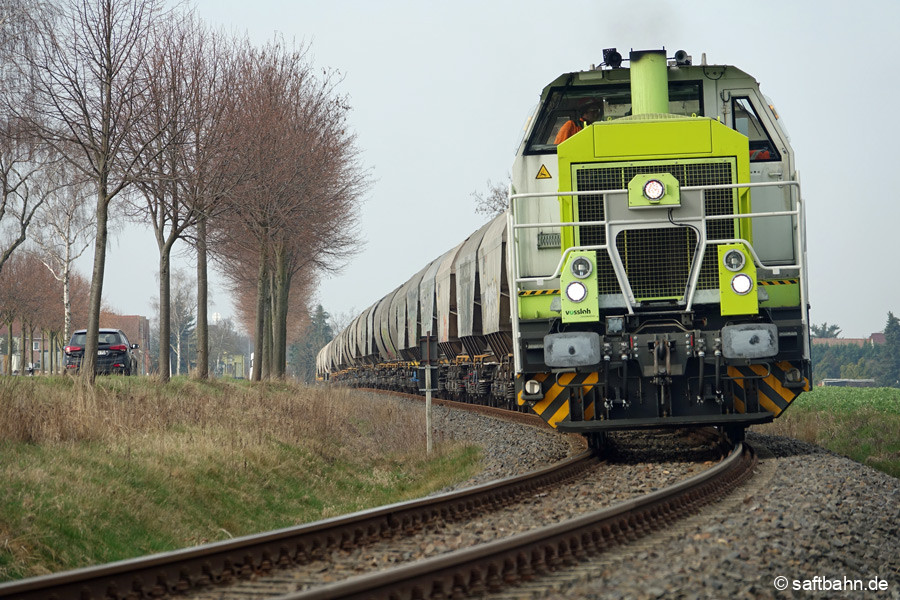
[
  {"left": 0, "top": 446, "right": 595, "bottom": 600},
  {"left": 274, "top": 442, "right": 755, "bottom": 600}
]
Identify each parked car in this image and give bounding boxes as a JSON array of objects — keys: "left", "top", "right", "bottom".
[{"left": 64, "top": 328, "right": 139, "bottom": 375}]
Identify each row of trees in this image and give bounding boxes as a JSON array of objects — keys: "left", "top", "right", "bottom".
[
  {"left": 0, "top": 249, "right": 90, "bottom": 373},
  {"left": 0, "top": 0, "right": 366, "bottom": 382},
  {"left": 811, "top": 313, "right": 900, "bottom": 386}
]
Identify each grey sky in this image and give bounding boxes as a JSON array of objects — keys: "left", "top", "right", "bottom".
[{"left": 88, "top": 0, "right": 896, "bottom": 339}]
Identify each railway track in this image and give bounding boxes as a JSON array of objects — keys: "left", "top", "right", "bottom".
[
  {"left": 0, "top": 452, "right": 596, "bottom": 599},
  {"left": 0, "top": 395, "right": 755, "bottom": 600}
]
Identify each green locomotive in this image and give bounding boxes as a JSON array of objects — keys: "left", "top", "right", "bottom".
[{"left": 511, "top": 49, "right": 809, "bottom": 444}]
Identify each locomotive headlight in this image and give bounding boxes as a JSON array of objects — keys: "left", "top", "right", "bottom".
[
  {"left": 570, "top": 255, "right": 593, "bottom": 279},
  {"left": 642, "top": 178, "right": 666, "bottom": 201},
  {"left": 524, "top": 379, "right": 542, "bottom": 396},
  {"left": 731, "top": 273, "right": 754, "bottom": 295},
  {"left": 565, "top": 281, "right": 588, "bottom": 303},
  {"left": 723, "top": 248, "right": 746, "bottom": 272}
]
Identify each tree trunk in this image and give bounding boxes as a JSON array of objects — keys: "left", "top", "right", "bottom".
[
  {"left": 19, "top": 323, "right": 26, "bottom": 374},
  {"left": 262, "top": 296, "right": 273, "bottom": 380},
  {"left": 175, "top": 328, "right": 182, "bottom": 375},
  {"left": 195, "top": 213, "right": 209, "bottom": 378},
  {"left": 251, "top": 245, "right": 267, "bottom": 382},
  {"left": 81, "top": 189, "right": 111, "bottom": 383},
  {"left": 63, "top": 267, "right": 72, "bottom": 343},
  {"left": 272, "top": 242, "right": 291, "bottom": 378},
  {"left": 5, "top": 319, "right": 12, "bottom": 375},
  {"left": 158, "top": 249, "right": 171, "bottom": 383},
  {"left": 42, "top": 330, "right": 48, "bottom": 374}
]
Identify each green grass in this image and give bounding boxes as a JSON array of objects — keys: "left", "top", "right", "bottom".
[
  {"left": 756, "top": 386, "right": 900, "bottom": 478},
  {"left": 0, "top": 377, "right": 481, "bottom": 581}
]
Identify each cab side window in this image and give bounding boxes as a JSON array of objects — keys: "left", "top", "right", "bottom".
[{"left": 732, "top": 97, "right": 781, "bottom": 162}]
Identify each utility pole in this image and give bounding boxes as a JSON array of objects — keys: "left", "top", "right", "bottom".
[{"left": 420, "top": 335, "right": 437, "bottom": 454}]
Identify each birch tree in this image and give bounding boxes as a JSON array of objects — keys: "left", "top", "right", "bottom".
[{"left": 31, "top": 154, "right": 95, "bottom": 342}]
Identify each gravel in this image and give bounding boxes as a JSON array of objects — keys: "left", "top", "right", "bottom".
[
  {"left": 187, "top": 397, "right": 723, "bottom": 599},
  {"left": 421, "top": 402, "right": 900, "bottom": 599},
  {"left": 191, "top": 394, "right": 900, "bottom": 599},
  {"left": 278, "top": 408, "right": 723, "bottom": 593},
  {"left": 422, "top": 403, "right": 580, "bottom": 490},
  {"left": 531, "top": 431, "right": 900, "bottom": 600}
]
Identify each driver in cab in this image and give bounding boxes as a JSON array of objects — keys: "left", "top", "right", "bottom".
[{"left": 554, "top": 99, "right": 603, "bottom": 145}]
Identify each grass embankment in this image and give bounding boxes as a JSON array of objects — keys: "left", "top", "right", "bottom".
[
  {"left": 0, "top": 377, "right": 481, "bottom": 581},
  {"left": 756, "top": 386, "right": 900, "bottom": 478}
]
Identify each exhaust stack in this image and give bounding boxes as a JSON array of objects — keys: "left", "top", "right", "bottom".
[{"left": 629, "top": 50, "right": 669, "bottom": 116}]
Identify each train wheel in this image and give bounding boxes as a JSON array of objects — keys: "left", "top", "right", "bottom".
[
  {"left": 586, "top": 432, "right": 608, "bottom": 453},
  {"left": 722, "top": 424, "right": 746, "bottom": 445}
]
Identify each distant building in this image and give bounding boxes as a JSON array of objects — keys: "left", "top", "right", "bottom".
[
  {"left": 869, "top": 332, "right": 886, "bottom": 345},
  {"left": 812, "top": 332, "right": 884, "bottom": 347}
]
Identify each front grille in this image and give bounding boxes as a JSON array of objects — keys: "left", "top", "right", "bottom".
[
  {"left": 616, "top": 227, "right": 698, "bottom": 299},
  {"left": 575, "top": 160, "right": 735, "bottom": 300}
]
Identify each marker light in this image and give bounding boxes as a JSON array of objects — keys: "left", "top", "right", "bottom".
[
  {"left": 642, "top": 179, "right": 666, "bottom": 201},
  {"left": 570, "top": 256, "right": 593, "bottom": 279},
  {"left": 524, "top": 379, "right": 542, "bottom": 395},
  {"left": 566, "top": 281, "right": 588, "bottom": 303},
  {"left": 731, "top": 273, "right": 754, "bottom": 295},
  {"left": 723, "top": 248, "right": 746, "bottom": 272}
]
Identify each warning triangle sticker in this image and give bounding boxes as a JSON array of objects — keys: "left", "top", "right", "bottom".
[{"left": 535, "top": 164, "right": 552, "bottom": 179}]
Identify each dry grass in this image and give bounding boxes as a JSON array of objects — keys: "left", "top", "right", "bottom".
[
  {"left": 0, "top": 377, "right": 424, "bottom": 458},
  {"left": 0, "top": 377, "right": 479, "bottom": 580}
]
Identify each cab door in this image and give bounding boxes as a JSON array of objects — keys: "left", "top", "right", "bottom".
[{"left": 727, "top": 90, "right": 796, "bottom": 266}]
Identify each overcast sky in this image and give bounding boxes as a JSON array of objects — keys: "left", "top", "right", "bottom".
[{"left": 88, "top": 0, "right": 897, "bottom": 339}]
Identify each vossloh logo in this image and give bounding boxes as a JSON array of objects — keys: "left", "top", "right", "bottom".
[{"left": 565, "top": 308, "right": 593, "bottom": 316}]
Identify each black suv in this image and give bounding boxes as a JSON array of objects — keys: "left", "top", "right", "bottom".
[{"left": 64, "top": 328, "right": 139, "bottom": 375}]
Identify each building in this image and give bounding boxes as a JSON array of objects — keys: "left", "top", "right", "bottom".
[{"left": 811, "top": 332, "right": 884, "bottom": 347}]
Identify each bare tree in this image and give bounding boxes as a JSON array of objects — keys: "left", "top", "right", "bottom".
[
  {"left": 31, "top": 152, "right": 95, "bottom": 342},
  {"left": 17, "top": 0, "right": 173, "bottom": 382},
  {"left": 16, "top": 249, "right": 63, "bottom": 373},
  {"left": 0, "top": 119, "right": 48, "bottom": 273},
  {"left": 169, "top": 268, "right": 196, "bottom": 375},
  {"left": 207, "top": 316, "right": 247, "bottom": 376},
  {"left": 129, "top": 16, "right": 241, "bottom": 382},
  {"left": 0, "top": 2, "right": 55, "bottom": 274},
  {"left": 150, "top": 267, "right": 196, "bottom": 376},
  {"left": 212, "top": 38, "right": 367, "bottom": 380},
  {"left": 472, "top": 176, "right": 510, "bottom": 219},
  {"left": 128, "top": 12, "right": 199, "bottom": 382},
  {"left": 0, "top": 252, "right": 26, "bottom": 373}
]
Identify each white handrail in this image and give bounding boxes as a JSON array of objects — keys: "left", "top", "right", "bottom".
[{"left": 509, "top": 178, "right": 807, "bottom": 320}]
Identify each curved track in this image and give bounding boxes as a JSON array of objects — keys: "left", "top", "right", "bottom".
[
  {"left": 277, "top": 441, "right": 755, "bottom": 600},
  {"left": 0, "top": 451, "right": 595, "bottom": 600}
]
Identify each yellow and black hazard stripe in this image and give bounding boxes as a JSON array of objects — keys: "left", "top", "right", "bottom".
[
  {"left": 517, "top": 289, "right": 560, "bottom": 297},
  {"left": 727, "top": 361, "right": 810, "bottom": 417},
  {"left": 759, "top": 279, "right": 799, "bottom": 286},
  {"left": 517, "top": 372, "right": 599, "bottom": 427}
]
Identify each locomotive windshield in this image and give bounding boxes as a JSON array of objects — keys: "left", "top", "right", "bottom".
[
  {"left": 733, "top": 97, "right": 781, "bottom": 162},
  {"left": 524, "top": 81, "right": 702, "bottom": 154}
]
